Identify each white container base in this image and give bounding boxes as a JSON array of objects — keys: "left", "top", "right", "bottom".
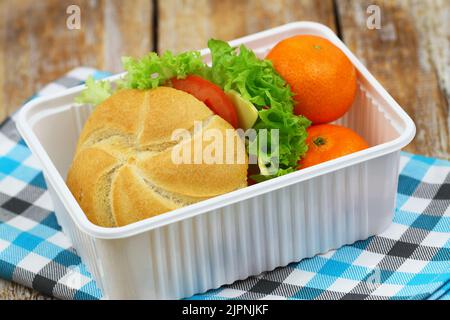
[{"left": 17, "top": 22, "right": 415, "bottom": 299}]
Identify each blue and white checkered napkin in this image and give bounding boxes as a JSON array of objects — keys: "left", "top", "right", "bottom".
[{"left": 0, "top": 69, "right": 449, "bottom": 300}]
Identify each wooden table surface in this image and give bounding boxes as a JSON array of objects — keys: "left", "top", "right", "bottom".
[{"left": 0, "top": 0, "right": 449, "bottom": 299}]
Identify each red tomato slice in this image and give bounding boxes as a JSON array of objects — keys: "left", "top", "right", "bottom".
[{"left": 171, "top": 75, "right": 239, "bottom": 128}]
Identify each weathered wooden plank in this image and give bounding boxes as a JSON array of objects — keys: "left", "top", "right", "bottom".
[
  {"left": 336, "top": 0, "right": 450, "bottom": 159},
  {"left": 158, "top": 0, "right": 336, "bottom": 52},
  {"left": 102, "top": 0, "right": 153, "bottom": 70},
  {"left": 0, "top": 0, "right": 153, "bottom": 122},
  {"left": 0, "top": 0, "right": 153, "bottom": 299}
]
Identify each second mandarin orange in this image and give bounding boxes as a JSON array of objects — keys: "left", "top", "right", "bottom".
[
  {"left": 298, "top": 124, "right": 369, "bottom": 169},
  {"left": 267, "top": 35, "right": 357, "bottom": 124}
]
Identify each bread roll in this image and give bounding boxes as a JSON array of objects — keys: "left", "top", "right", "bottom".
[{"left": 67, "top": 87, "right": 248, "bottom": 227}]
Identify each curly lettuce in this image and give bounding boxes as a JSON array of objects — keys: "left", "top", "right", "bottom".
[
  {"left": 74, "top": 77, "right": 113, "bottom": 106},
  {"left": 75, "top": 51, "right": 208, "bottom": 106},
  {"left": 207, "top": 39, "right": 310, "bottom": 180},
  {"left": 208, "top": 39, "right": 294, "bottom": 112},
  {"left": 121, "top": 51, "right": 209, "bottom": 89}
]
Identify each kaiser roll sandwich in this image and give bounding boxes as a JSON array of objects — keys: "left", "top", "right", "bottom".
[{"left": 67, "top": 87, "right": 248, "bottom": 227}]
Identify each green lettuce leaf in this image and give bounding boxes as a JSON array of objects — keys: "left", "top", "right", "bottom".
[
  {"left": 75, "top": 51, "right": 209, "bottom": 106},
  {"left": 208, "top": 39, "right": 294, "bottom": 112},
  {"left": 121, "top": 51, "right": 209, "bottom": 89},
  {"left": 207, "top": 39, "right": 310, "bottom": 175},
  {"left": 74, "top": 76, "right": 113, "bottom": 106},
  {"left": 250, "top": 167, "right": 296, "bottom": 183}
]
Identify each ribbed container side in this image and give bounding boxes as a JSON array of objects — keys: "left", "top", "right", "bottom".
[
  {"left": 335, "top": 83, "right": 399, "bottom": 146},
  {"left": 84, "top": 152, "right": 397, "bottom": 299},
  {"left": 45, "top": 179, "right": 107, "bottom": 295}
]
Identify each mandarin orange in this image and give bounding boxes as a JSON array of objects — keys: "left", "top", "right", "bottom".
[
  {"left": 267, "top": 35, "right": 357, "bottom": 124},
  {"left": 298, "top": 124, "right": 369, "bottom": 169}
]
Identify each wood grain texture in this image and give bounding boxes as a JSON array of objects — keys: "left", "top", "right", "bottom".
[
  {"left": 336, "top": 0, "right": 450, "bottom": 159},
  {"left": 158, "top": 0, "right": 336, "bottom": 52},
  {"left": 0, "top": 0, "right": 153, "bottom": 299},
  {"left": 0, "top": 0, "right": 153, "bottom": 122}
]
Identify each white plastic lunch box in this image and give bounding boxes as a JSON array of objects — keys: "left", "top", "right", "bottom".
[{"left": 17, "top": 22, "right": 415, "bottom": 299}]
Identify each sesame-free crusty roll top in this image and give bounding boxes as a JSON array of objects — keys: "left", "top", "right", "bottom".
[{"left": 67, "top": 87, "right": 248, "bottom": 227}]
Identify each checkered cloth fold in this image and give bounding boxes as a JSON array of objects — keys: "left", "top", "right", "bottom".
[{"left": 0, "top": 69, "right": 449, "bottom": 300}]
